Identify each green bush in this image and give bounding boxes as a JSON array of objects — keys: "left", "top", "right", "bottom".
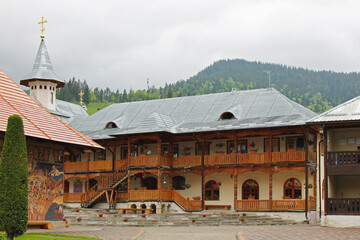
[{"left": 0, "top": 115, "right": 28, "bottom": 240}]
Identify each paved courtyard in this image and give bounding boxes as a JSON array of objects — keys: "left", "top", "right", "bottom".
[{"left": 28, "top": 225, "right": 360, "bottom": 240}]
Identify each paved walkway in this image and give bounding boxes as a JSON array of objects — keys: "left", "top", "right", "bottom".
[
  {"left": 27, "top": 226, "right": 144, "bottom": 240},
  {"left": 27, "top": 225, "right": 360, "bottom": 240}
]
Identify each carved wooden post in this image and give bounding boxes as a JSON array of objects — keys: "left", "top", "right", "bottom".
[
  {"left": 169, "top": 140, "right": 173, "bottom": 167},
  {"left": 127, "top": 138, "right": 131, "bottom": 168},
  {"left": 112, "top": 140, "right": 116, "bottom": 172},
  {"left": 169, "top": 173, "right": 173, "bottom": 190},
  {"left": 269, "top": 130, "right": 272, "bottom": 163},
  {"left": 157, "top": 137, "right": 162, "bottom": 166},
  {"left": 158, "top": 170, "right": 162, "bottom": 200},
  {"left": 128, "top": 172, "right": 131, "bottom": 200},
  {"left": 269, "top": 169, "right": 273, "bottom": 210},
  {"left": 234, "top": 137, "right": 238, "bottom": 154}
]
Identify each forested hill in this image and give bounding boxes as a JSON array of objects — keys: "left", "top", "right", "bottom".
[{"left": 57, "top": 59, "right": 360, "bottom": 114}]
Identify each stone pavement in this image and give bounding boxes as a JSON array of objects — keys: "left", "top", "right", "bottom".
[
  {"left": 27, "top": 225, "right": 360, "bottom": 240},
  {"left": 26, "top": 226, "right": 144, "bottom": 240}
]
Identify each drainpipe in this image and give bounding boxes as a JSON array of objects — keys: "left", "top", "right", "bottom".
[
  {"left": 302, "top": 126, "right": 309, "bottom": 220},
  {"left": 318, "top": 139, "right": 323, "bottom": 219},
  {"left": 193, "top": 133, "right": 204, "bottom": 211}
]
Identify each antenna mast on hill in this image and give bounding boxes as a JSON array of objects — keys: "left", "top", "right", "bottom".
[{"left": 264, "top": 71, "right": 271, "bottom": 88}]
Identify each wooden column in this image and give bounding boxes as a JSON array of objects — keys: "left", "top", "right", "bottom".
[
  {"left": 201, "top": 138, "right": 206, "bottom": 210},
  {"left": 86, "top": 152, "right": 91, "bottom": 191},
  {"left": 234, "top": 171, "right": 238, "bottom": 210},
  {"left": 269, "top": 130, "right": 272, "bottom": 163},
  {"left": 127, "top": 138, "right": 131, "bottom": 167},
  {"left": 169, "top": 140, "right": 173, "bottom": 166},
  {"left": 304, "top": 127, "right": 309, "bottom": 219},
  {"left": 169, "top": 174, "right": 173, "bottom": 190},
  {"left": 128, "top": 172, "right": 131, "bottom": 200},
  {"left": 157, "top": 137, "right": 162, "bottom": 165},
  {"left": 313, "top": 172, "right": 317, "bottom": 201},
  {"left": 112, "top": 140, "right": 116, "bottom": 172},
  {"left": 269, "top": 169, "right": 273, "bottom": 210},
  {"left": 157, "top": 170, "right": 162, "bottom": 200},
  {"left": 234, "top": 137, "right": 238, "bottom": 154}
]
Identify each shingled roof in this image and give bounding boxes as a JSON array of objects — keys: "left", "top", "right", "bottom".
[
  {"left": 308, "top": 95, "right": 360, "bottom": 124},
  {"left": 20, "top": 39, "right": 64, "bottom": 88},
  {"left": 0, "top": 70, "right": 102, "bottom": 149},
  {"left": 75, "top": 88, "right": 317, "bottom": 140}
]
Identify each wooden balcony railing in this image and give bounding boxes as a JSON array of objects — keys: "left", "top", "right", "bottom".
[
  {"left": 327, "top": 151, "right": 360, "bottom": 165},
  {"left": 127, "top": 190, "right": 201, "bottom": 210},
  {"left": 64, "top": 160, "right": 127, "bottom": 172},
  {"left": 327, "top": 198, "right": 360, "bottom": 215},
  {"left": 64, "top": 193, "right": 83, "bottom": 202},
  {"left": 235, "top": 199, "right": 316, "bottom": 211},
  {"left": 66, "top": 150, "right": 310, "bottom": 172}
]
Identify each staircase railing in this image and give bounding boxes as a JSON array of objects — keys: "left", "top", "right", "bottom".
[
  {"left": 80, "top": 164, "right": 128, "bottom": 207},
  {"left": 172, "top": 190, "right": 202, "bottom": 211}
]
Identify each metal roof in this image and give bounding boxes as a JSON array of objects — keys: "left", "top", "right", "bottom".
[
  {"left": 75, "top": 88, "right": 317, "bottom": 139},
  {"left": 20, "top": 39, "right": 64, "bottom": 88},
  {"left": 308, "top": 95, "right": 360, "bottom": 124},
  {"left": 0, "top": 70, "right": 102, "bottom": 149}
]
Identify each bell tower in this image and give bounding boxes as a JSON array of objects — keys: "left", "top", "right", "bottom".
[{"left": 20, "top": 17, "right": 64, "bottom": 111}]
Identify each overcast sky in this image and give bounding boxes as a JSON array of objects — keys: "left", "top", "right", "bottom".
[{"left": 1, "top": 0, "right": 360, "bottom": 91}]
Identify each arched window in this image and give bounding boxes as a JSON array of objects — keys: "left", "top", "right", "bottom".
[
  {"left": 39, "top": 85, "right": 42, "bottom": 89},
  {"left": 73, "top": 181, "right": 83, "bottom": 193},
  {"left": 64, "top": 180, "right": 69, "bottom": 193},
  {"left": 172, "top": 176, "right": 185, "bottom": 190},
  {"left": 284, "top": 178, "right": 302, "bottom": 199},
  {"left": 242, "top": 179, "right": 259, "bottom": 200},
  {"left": 143, "top": 176, "right": 157, "bottom": 190},
  {"left": 219, "top": 112, "right": 235, "bottom": 120},
  {"left": 44, "top": 85, "right": 47, "bottom": 90},
  {"left": 105, "top": 122, "right": 117, "bottom": 129},
  {"left": 205, "top": 180, "right": 220, "bottom": 200}
]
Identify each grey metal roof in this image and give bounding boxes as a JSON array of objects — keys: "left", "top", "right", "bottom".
[
  {"left": 75, "top": 88, "right": 317, "bottom": 140},
  {"left": 20, "top": 39, "right": 64, "bottom": 87},
  {"left": 308, "top": 95, "right": 360, "bottom": 124}
]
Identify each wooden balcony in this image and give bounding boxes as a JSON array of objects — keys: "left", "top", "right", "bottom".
[
  {"left": 173, "top": 151, "right": 307, "bottom": 167},
  {"left": 327, "top": 198, "right": 360, "bottom": 215},
  {"left": 129, "top": 156, "right": 171, "bottom": 167},
  {"left": 64, "top": 159, "right": 127, "bottom": 172},
  {"left": 327, "top": 151, "right": 360, "bottom": 175},
  {"left": 64, "top": 193, "right": 83, "bottom": 202},
  {"left": 65, "top": 151, "right": 310, "bottom": 172},
  {"left": 235, "top": 199, "right": 316, "bottom": 211}
]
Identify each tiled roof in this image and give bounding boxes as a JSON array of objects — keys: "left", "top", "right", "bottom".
[
  {"left": 308, "top": 95, "right": 360, "bottom": 124},
  {"left": 20, "top": 39, "right": 64, "bottom": 88},
  {"left": 0, "top": 70, "right": 102, "bottom": 149},
  {"left": 75, "top": 88, "right": 317, "bottom": 140}
]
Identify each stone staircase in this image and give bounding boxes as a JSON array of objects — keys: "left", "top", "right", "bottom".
[{"left": 64, "top": 209, "right": 302, "bottom": 227}]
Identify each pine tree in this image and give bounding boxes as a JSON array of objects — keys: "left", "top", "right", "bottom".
[{"left": 0, "top": 115, "right": 28, "bottom": 240}]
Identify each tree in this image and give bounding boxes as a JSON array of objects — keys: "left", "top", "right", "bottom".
[{"left": 0, "top": 115, "right": 28, "bottom": 240}]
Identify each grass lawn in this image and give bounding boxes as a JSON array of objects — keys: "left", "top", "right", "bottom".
[
  {"left": 0, "top": 232, "right": 101, "bottom": 240},
  {"left": 86, "top": 102, "right": 112, "bottom": 115}
]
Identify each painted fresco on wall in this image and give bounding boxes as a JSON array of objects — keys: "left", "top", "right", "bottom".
[{"left": 28, "top": 162, "right": 64, "bottom": 221}]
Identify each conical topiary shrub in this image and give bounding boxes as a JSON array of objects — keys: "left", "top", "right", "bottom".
[{"left": 0, "top": 115, "right": 28, "bottom": 240}]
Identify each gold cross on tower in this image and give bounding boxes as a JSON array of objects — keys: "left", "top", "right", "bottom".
[
  {"left": 79, "top": 90, "right": 84, "bottom": 105},
  {"left": 38, "top": 17, "right": 47, "bottom": 39}
]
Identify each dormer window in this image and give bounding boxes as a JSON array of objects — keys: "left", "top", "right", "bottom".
[
  {"left": 219, "top": 112, "right": 236, "bottom": 120},
  {"left": 105, "top": 122, "right": 118, "bottom": 129}
]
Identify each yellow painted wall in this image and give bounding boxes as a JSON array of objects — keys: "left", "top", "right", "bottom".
[
  {"left": 238, "top": 171, "right": 269, "bottom": 200},
  {"left": 273, "top": 170, "right": 305, "bottom": 199}
]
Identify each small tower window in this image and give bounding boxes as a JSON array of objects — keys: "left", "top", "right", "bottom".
[
  {"left": 51, "top": 92, "right": 54, "bottom": 104},
  {"left": 39, "top": 85, "right": 42, "bottom": 89},
  {"left": 44, "top": 86, "right": 47, "bottom": 90},
  {"left": 34, "top": 86, "right": 37, "bottom": 90},
  {"left": 31, "top": 86, "right": 33, "bottom": 90},
  {"left": 219, "top": 112, "right": 235, "bottom": 120}
]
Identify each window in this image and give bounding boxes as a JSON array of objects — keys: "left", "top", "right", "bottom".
[
  {"left": 219, "top": 112, "right": 235, "bottom": 120},
  {"left": 64, "top": 180, "right": 69, "bottom": 193},
  {"left": 39, "top": 85, "right": 42, "bottom": 89},
  {"left": 44, "top": 85, "right": 47, "bottom": 90},
  {"left": 195, "top": 142, "right": 210, "bottom": 155},
  {"left": 285, "top": 137, "right": 305, "bottom": 151},
  {"left": 51, "top": 92, "right": 54, "bottom": 104},
  {"left": 105, "top": 122, "right": 117, "bottom": 129},
  {"left": 73, "top": 181, "right": 83, "bottom": 193},
  {"left": 205, "top": 180, "right": 220, "bottom": 200},
  {"left": 264, "top": 138, "right": 280, "bottom": 152},
  {"left": 161, "top": 144, "right": 179, "bottom": 157},
  {"left": 121, "top": 147, "right": 128, "bottom": 160},
  {"left": 172, "top": 176, "right": 185, "bottom": 190},
  {"left": 284, "top": 178, "right": 302, "bottom": 199},
  {"left": 227, "top": 140, "right": 247, "bottom": 154},
  {"left": 242, "top": 179, "right": 259, "bottom": 200}
]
